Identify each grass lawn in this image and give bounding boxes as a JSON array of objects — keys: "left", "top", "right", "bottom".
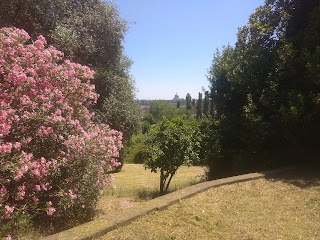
[
  {"left": 18, "top": 164, "right": 205, "bottom": 239},
  {"left": 99, "top": 167, "right": 320, "bottom": 240},
  {"left": 95, "top": 164, "right": 206, "bottom": 219}
]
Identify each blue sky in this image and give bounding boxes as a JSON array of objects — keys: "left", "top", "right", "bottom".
[{"left": 115, "top": 0, "right": 265, "bottom": 100}]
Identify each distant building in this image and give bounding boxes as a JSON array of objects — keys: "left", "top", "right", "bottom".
[{"left": 173, "top": 93, "right": 180, "bottom": 101}]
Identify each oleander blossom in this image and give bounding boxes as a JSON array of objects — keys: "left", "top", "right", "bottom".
[
  {"left": 0, "top": 27, "right": 123, "bottom": 232},
  {"left": 47, "top": 208, "right": 56, "bottom": 216}
]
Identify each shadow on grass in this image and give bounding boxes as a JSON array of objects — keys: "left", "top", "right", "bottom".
[
  {"left": 137, "top": 188, "right": 160, "bottom": 200},
  {"left": 264, "top": 163, "right": 320, "bottom": 189},
  {"left": 137, "top": 177, "right": 208, "bottom": 200}
]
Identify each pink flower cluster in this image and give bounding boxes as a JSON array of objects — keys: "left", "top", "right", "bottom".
[
  {"left": 0, "top": 205, "right": 14, "bottom": 219},
  {"left": 0, "top": 28, "right": 122, "bottom": 224}
]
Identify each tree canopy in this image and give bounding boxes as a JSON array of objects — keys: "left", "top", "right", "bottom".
[
  {"left": 206, "top": 0, "right": 320, "bottom": 178},
  {"left": 144, "top": 117, "right": 201, "bottom": 195},
  {"left": 0, "top": 0, "right": 140, "bottom": 142}
]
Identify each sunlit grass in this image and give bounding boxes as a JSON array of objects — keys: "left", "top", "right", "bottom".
[
  {"left": 111, "top": 164, "right": 206, "bottom": 198},
  {"left": 18, "top": 164, "right": 205, "bottom": 239},
  {"left": 99, "top": 168, "right": 320, "bottom": 239},
  {"left": 95, "top": 164, "right": 206, "bottom": 219}
]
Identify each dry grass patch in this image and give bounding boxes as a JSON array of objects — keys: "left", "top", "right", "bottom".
[
  {"left": 95, "top": 164, "right": 206, "bottom": 219},
  {"left": 19, "top": 164, "right": 204, "bottom": 239},
  {"left": 99, "top": 168, "right": 320, "bottom": 240}
]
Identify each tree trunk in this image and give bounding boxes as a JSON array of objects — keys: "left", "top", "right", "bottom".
[
  {"left": 159, "top": 169, "right": 165, "bottom": 195},
  {"left": 164, "top": 173, "right": 174, "bottom": 193}
]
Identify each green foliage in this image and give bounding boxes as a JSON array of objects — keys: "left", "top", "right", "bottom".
[
  {"left": 207, "top": 46, "right": 237, "bottom": 119},
  {"left": 127, "top": 101, "right": 193, "bottom": 167},
  {"left": 186, "top": 93, "right": 192, "bottom": 110},
  {"left": 206, "top": 0, "right": 320, "bottom": 178},
  {"left": 192, "top": 98, "right": 196, "bottom": 109},
  {"left": 141, "top": 121, "right": 151, "bottom": 134},
  {"left": 0, "top": 0, "right": 127, "bottom": 67},
  {"left": 144, "top": 117, "right": 201, "bottom": 195},
  {"left": 149, "top": 100, "right": 187, "bottom": 123},
  {"left": 0, "top": 0, "right": 140, "bottom": 143},
  {"left": 93, "top": 67, "right": 141, "bottom": 142},
  {"left": 203, "top": 91, "right": 210, "bottom": 116},
  {"left": 196, "top": 92, "right": 203, "bottom": 119},
  {"left": 197, "top": 118, "right": 222, "bottom": 176},
  {"left": 143, "top": 114, "right": 156, "bottom": 125},
  {"left": 176, "top": 99, "right": 181, "bottom": 108},
  {"left": 123, "top": 134, "right": 148, "bottom": 164}
]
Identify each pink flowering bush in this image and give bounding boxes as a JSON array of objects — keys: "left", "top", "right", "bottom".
[{"left": 0, "top": 27, "right": 122, "bottom": 237}]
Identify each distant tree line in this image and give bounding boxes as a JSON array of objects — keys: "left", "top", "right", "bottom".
[{"left": 133, "top": 0, "right": 320, "bottom": 189}]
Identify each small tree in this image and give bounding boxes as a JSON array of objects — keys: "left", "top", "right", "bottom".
[{"left": 144, "top": 117, "right": 200, "bottom": 195}]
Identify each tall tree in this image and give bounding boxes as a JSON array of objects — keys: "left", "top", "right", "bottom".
[
  {"left": 203, "top": 91, "right": 209, "bottom": 116},
  {"left": 196, "top": 92, "right": 203, "bottom": 119},
  {"left": 207, "top": 46, "right": 238, "bottom": 119},
  {"left": 206, "top": 0, "right": 320, "bottom": 178},
  {"left": 186, "top": 93, "right": 192, "bottom": 110}
]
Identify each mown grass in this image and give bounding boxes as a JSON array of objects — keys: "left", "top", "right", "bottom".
[
  {"left": 107, "top": 164, "right": 206, "bottom": 198},
  {"left": 16, "top": 164, "right": 204, "bottom": 239},
  {"left": 99, "top": 167, "right": 320, "bottom": 240},
  {"left": 95, "top": 164, "right": 206, "bottom": 219}
]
